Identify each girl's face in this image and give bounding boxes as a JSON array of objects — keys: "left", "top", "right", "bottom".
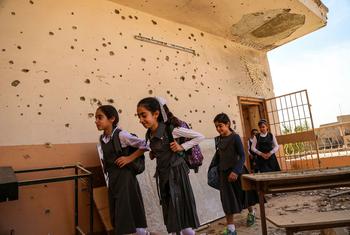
[
  {"left": 259, "top": 123, "right": 268, "bottom": 134},
  {"left": 95, "top": 109, "right": 114, "bottom": 131},
  {"left": 137, "top": 106, "right": 159, "bottom": 129},
  {"left": 215, "top": 121, "right": 231, "bottom": 136}
]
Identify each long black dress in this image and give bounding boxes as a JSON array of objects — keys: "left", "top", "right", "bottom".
[
  {"left": 255, "top": 132, "right": 281, "bottom": 173},
  {"left": 217, "top": 133, "right": 259, "bottom": 215},
  {"left": 148, "top": 122, "right": 199, "bottom": 234},
  {"left": 100, "top": 135, "right": 147, "bottom": 235}
]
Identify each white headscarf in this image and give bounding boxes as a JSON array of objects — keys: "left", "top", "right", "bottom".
[{"left": 155, "top": 96, "right": 168, "bottom": 122}]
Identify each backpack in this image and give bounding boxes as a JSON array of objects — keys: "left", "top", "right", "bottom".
[
  {"left": 207, "top": 136, "right": 220, "bottom": 190},
  {"left": 166, "top": 120, "right": 204, "bottom": 173},
  {"left": 111, "top": 129, "right": 145, "bottom": 175}
]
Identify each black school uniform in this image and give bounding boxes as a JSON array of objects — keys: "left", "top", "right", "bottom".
[
  {"left": 255, "top": 132, "right": 281, "bottom": 172},
  {"left": 100, "top": 130, "right": 147, "bottom": 235},
  {"left": 147, "top": 122, "right": 200, "bottom": 234},
  {"left": 217, "top": 133, "right": 259, "bottom": 215}
]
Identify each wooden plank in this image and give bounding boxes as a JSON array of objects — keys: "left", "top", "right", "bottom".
[
  {"left": 275, "top": 131, "right": 315, "bottom": 145},
  {"left": 267, "top": 211, "right": 350, "bottom": 228},
  {"left": 93, "top": 187, "right": 113, "bottom": 232},
  {"left": 242, "top": 166, "right": 350, "bottom": 182}
]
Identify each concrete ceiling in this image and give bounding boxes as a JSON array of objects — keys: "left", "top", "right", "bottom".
[{"left": 109, "top": 0, "right": 328, "bottom": 51}]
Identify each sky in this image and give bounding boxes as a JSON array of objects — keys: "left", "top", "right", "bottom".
[{"left": 268, "top": 0, "right": 350, "bottom": 127}]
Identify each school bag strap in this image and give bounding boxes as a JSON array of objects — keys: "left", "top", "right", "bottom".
[{"left": 111, "top": 128, "right": 123, "bottom": 155}]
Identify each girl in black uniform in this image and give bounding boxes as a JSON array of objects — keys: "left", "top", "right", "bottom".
[
  {"left": 95, "top": 105, "right": 148, "bottom": 235},
  {"left": 137, "top": 97, "right": 204, "bottom": 235},
  {"left": 213, "top": 113, "right": 259, "bottom": 235},
  {"left": 251, "top": 119, "right": 281, "bottom": 173}
]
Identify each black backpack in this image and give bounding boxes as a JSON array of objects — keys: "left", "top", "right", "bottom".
[{"left": 111, "top": 129, "right": 145, "bottom": 175}]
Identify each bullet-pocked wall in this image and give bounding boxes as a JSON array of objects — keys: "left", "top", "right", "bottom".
[{"left": 0, "top": 0, "right": 275, "bottom": 234}]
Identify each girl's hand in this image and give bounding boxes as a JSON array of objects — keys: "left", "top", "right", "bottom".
[
  {"left": 266, "top": 152, "right": 272, "bottom": 159},
  {"left": 170, "top": 141, "right": 184, "bottom": 152},
  {"left": 228, "top": 172, "right": 238, "bottom": 182},
  {"left": 115, "top": 156, "right": 133, "bottom": 168}
]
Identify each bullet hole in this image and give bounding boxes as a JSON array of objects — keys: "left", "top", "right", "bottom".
[
  {"left": 22, "top": 154, "right": 30, "bottom": 159},
  {"left": 2, "top": 49, "right": 5, "bottom": 51},
  {"left": 85, "top": 79, "right": 90, "bottom": 84},
  {"left": 108, "top": 42, "right": 111, "bottom": 45},
  {"left": 17, "top": 45, "right": 22, "bottom": 50},
  {"left": 165, "top": 56, "right": 169, "bottom": 61},
  {"left": 175, "top": 62, "right": 178, "bottom": 66},
  {"left": 192, "top": 75, "right": 196, "bottom": 79},
  {"left": 33, "top": 60, "right": 37, "bottom": 64},
  {"left": 151, "top": 20, "right": 157, "bottom": 25},
  {"left": 38, "top": 112, "right": 42, "bottom": 115},
  {"left": 202, "top": 110, "right": 206, "bottom": 113},
  {"left": 121, "top": 16, "right": 126, "bottom": 20},
  {"left": 188, "top": 37, "right": 191, "bottom": 40},
  {"left": 94, "top": 58, "right": 97, "bottom": 61},
  {"left": 188, "top": 94, "right": 192, "bottom": 97},
  {"left": 9, "top": 60, "right": 14, "bottom": 64},
  {"left": 134, "top": 16, "right": 138, "bottom": 20},
  {"left": 124, "top": 46, "right": 127, "bottom": 49},
  {"left": 71, "top": 11, "right": 74, "bottom": 15},
  {"left": 11, "top": 80, "right": 20, "bottom": 87},
  {"left": 102, "top": 43, "right": 107, "bottom": 47},
  {"left": 224, "top": 45, "right": 227, "bottom": 48},
  {"left": 80, "top": 96, "right": 86, "bottom": 101},
  {"left": 166, "top": 90, "right": 170, "bottom": 94},
  {"left": 140, "top": 45, "right": 143, "bottom": 47},
  {"left": 191, "top": 33, "right": 194, "bottom": 37},
  {"left": 107, "top": 99, "right": 114, "bottom": 103},
  {"left": 22, "top": 69, "right": 30, "bottom": 73},
  {"left": 128, "top": 15, "right": 133, "bottom": 19},
  {"left": 178, "top": 28, "right": 182, "bottom": 31},
  {"left": 119, "top": 74, "right": 123, "bottom": 78},
  {"left": 200, "top": 32, "right": 204, "bottom": 37},
  {"left": 43, "top": 79, "right": 50, "bottom": 84},
  {"left": 49, "top": 31, "right": 54, "bottom": 36},
  {"left": 174, "top": 97, "right": 179, "bottom": 101},
  {"left": 199, "top": 120, "right": 202, "bottom": 123},
  {"left": 11, "top": 12, "right": 16, "bottom": 15},
  {"left": 141, "top": 58, "right": 146, "bottom": 62},
  {"left": 109, "top": 51, "right": 115, "bottom": 56},
  {"left": 114, "top": 9, "right": 120, "bottom": 14},
  {"left": 39, "top": 94, "right": 44, "bottom": 98},
  {"left": 74, "top": 38, "right": 78, "bottom": 42},
  {"left": 29, "top": 0, "right": 34, "bottom": 4},
  {"left": 44, "top": 209, "right": 51, "bottom": 214},
  {"left": 72, "top": 26, "right": 77, "bottom": 30},
  {"left": 119, "top": 32, "right": 123, "bottom": 36},
  {"left": 263, "top": 72, "right": 267, "bottom": 77},
  {"left": 195, "top": 89, "right": 199, "bottom": 92},
  {"left": 118, "top": 109, "right": 122, "bottom": 114},
  {"left": 97, "top": 101, "right": 102, "bottom": 106},
  {"left": 70, "top": 45, "right": 75, "bottom": 49},
  {"left": 58, "top": 27, "right": 62, "bottom": 30},
  {"left": 81, "top": 49, "right": 84, "bottom": 52},
  {"left": 65, "top": 123, "right": 70, "bottom": 128},
  {"left": 148, "top": 90, "right": 153, "bottom": 95},
  {"left": 180, "top": 76, "right": 185, "bottom": 81},
  {"left": 190, "top": 110, "right": 192, "bottom": 113},
  {"left": 39, "top": 104, "right": 42, "bottom": 107},
  {"left": 88, "top": 113, "right": 94, "bottom": 118},
  {"left": 194, "top": 38, "right": 197, "bottom": 42}
]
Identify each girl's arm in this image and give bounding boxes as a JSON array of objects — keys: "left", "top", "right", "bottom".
[
  {"left": 172, "top": 127, "right": 205, "bottom": 151},
  {"left": 232, "top": 134, "right": 245, "bottom": 175},
  {"left": 251, "top": 135, "right": 264, "bottom": 156},
  {"left": 115, "top": 130, "right": 148, "bottom": 168},
  {"left": 269, "top": 134, "right": 279, "bottom": 155}
]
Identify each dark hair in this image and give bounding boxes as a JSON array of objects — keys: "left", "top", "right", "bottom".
[
  {"left": 251, "top": 128, "right": 258, "bottom": 135},
  {"left": 258, "top": 119, "right": 268, "bottom": 127},
  {"left": 137, "top": 97, "right": 181, "bottom": 127},
  {"left": 97, "top": 105, "right": 119, "bottom": 127},
  {"left": 214, "top": 113, "right": 234, "bottom": 132}
]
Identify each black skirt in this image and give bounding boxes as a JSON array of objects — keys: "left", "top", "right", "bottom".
[
  {"left": 157, "top": 159, "right": 200, "bottom": 233},
  {"left": 220, "top": 166, "right": 259, "bottom": 215},
  {"left": 255, "top": 153, "right": 281, "bottom": 173},
  {"left": 108, "top": 167, "right": 147, "bottom": 235}
]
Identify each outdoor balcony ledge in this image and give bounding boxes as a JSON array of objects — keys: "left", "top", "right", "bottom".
[{"left": 110, "top": 0, "right": 328, "bottom": 51}]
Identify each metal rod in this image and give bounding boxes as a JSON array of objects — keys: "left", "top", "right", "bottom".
[
  {"left": 75, "top": 166, "right": 79, "bottom": 235},
  {"left": 17, "top": 173, "right": 91, "bottom": 186},
  {"left": 15, "top": 165, "right": 76, "bottom": 174}
]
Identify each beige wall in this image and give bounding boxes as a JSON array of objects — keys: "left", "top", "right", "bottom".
[{"left": 0, "top": 0, "right": 275, "bottom": 234}]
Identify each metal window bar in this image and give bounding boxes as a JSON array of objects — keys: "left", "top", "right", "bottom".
[
  {"left": 265, "top": 90, "right": 320, "bottom": 171},
  {"left": 14, "top": 164, "right": 93, "bottom": 235}
]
